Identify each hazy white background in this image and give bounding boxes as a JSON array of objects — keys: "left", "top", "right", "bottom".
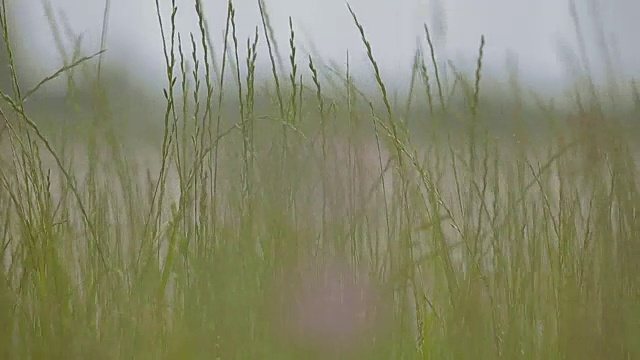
[{"left": 11, "top": 0, "right": 639, "bottom": 94}]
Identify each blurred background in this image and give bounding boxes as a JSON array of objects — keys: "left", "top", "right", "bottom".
[
  {"left": 1, "top": 2, "right": 639, "bottom": 357},
  {"left": 5, "top": 0, "right": 638, "bottom": 97}
]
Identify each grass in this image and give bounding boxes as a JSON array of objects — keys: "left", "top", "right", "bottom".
[{"left": 1, "top": 0, "right": 640, "bottom": 358}]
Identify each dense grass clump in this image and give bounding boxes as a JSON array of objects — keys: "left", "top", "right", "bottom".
[{"left": 1, "top": 1, "right": 639, "bottom": 359}]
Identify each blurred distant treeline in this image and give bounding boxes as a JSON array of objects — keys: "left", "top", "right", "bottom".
[{"left": 0, "top": 2, "right": 637, "bottom": 143}]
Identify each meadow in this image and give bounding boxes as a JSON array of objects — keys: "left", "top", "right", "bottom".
[{"left": 1, "top": 1, "right": 639, "bottom": 359}]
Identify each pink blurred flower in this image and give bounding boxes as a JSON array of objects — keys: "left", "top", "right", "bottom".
[{"left": 270, "top": 257, "right": 390, "bottom": 356}]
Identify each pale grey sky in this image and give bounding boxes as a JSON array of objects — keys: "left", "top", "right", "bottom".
[{"left": 11, "top": 0, "right": 639, "bottom": 94}]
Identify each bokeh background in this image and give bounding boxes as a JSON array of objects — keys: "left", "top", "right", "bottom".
[
  {"left": 1, "top": 1, "right": 640, "bottom": 358},
  {"left": 7, "top": 0, "right": 639, "bottom": 96}
]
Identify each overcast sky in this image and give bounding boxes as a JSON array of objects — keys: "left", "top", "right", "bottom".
[{"left": 11, "top": 0, "right": 639, "bottom": 94}]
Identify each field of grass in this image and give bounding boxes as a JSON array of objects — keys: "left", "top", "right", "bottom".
[{"left": 1, "top": 1, "right": 640, "bottom": 359}]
